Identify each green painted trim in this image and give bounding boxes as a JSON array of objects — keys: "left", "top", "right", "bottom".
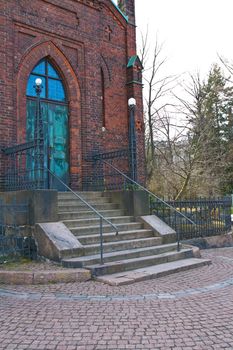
[
  {"left": 110, "top": 0, "right": 128, "bottom": 22},
  {"left": 127, "top": 55, "right": 143, "bottom": 69},
  {"left": 127, "top": 55, "right": 138, "bottom": 68}
]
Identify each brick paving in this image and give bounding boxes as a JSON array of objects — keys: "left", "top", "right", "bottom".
[{"left": 0, "top": 248, "right": 233, "bottom": 349}]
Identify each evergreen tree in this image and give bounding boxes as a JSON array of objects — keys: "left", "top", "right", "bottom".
[{"left": 191, "top": 64, "right": 233, "bottom": 195}]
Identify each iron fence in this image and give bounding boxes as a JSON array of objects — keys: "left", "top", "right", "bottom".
[
  {"left": 83, "top": 149, "right": 130, "bottom": 191},
  {"left": 2, "top": 145, "right": 130, "bottom": 192},
  {"left": 150, "top": 197, "right": 232, "bottom": 240},
  {"left": 2, "top": 139, "right": 45, "bottom": 191}
]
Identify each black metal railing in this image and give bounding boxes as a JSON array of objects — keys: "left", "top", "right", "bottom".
[
  {"left": 83, "top": 149, "right": 130, "bottom": 191},
  {"left": 47, "top": 167, "right": 119, "bottom": 264},
  {"left": 0, "top": 199, "right": 36, "bottom": 262},
  {"left": 2, "top": 145, "right": 130, "bottom": 192},
  {"left": 90, "top": 159, "right": 232, "bottom": 243},
  {"left": 95, "top": 160, "right": 198, "bottom": 251},
  {"left": 2, "top": 139, "right": 46, "bottom": 191},
  {"left": 151, "top": 197, "right": 232, "bottom": 240}
]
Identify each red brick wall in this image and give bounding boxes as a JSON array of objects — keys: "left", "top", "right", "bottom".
[{"left": 0, "top": 0, "right": 145, "bottom": 189}]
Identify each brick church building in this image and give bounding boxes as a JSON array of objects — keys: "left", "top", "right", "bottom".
[
  {"left": 0, "top": 0, "right": 145, "bottom": 191},
  {"left": 0, "top": 0, "right": 209, "bottom": 284}
]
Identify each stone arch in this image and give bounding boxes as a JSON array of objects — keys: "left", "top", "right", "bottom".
[{"left": 16, "top": 40, "right": 82, "bottom": 188}]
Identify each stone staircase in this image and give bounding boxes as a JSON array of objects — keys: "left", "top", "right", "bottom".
[{"left": 57, "top": 191, "right": 211, "bottom": 285}]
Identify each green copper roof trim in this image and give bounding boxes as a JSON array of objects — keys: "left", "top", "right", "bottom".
[
  {"left": 110, "top": 0, "right": 128, "bottom": 22},
  {"left": 127, "top": 55, "right": 138, "bottom": 68}
]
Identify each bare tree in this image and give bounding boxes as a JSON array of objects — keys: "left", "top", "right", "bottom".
[
  {"left": 140, "top": 32, "right": 233, "bottom": 199},
  {"left": 147, "top": 104, "right": 203, "bottom": 200},
  {"left": 139, "top": 31, "right": 178, "bottom": 180},
  {"left": 170, "top": 67, "right": 233, "bottom": 198},
  {"left": 146, "top": 69, "right": 229, "bottom": 200}
]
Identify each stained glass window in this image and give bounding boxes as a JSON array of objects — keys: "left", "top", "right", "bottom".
[
  {"left": 48, "top": 79, "right": 65, "bottom": 101},
  {"left": 48, "top": 63, "right": 60, "bottom": 79},
  {"left": 26, "top": 59, "right": 66, "bottom": 102},
  {"left": 32, "top": 60, "right": 46, "bottom": 75}
]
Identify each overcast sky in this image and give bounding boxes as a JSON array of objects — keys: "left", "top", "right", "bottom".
[{"left": 132, "top": 0, "right": 233, "bottom": 79}]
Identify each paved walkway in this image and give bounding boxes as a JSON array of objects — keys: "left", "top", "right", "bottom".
[{"left": 1, "top": 248, "right": 233, "bottom": 350}]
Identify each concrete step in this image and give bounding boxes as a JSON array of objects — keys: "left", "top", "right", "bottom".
[
  {"left": 57, "top": 192, "right": 211, "bottom": 285},
  {"left": 84, "top": 237, "right": 163, "bottom": 255},
  {"left": 62, "top": 243, "right": 178, "bottom": 268},
  {"left": 78, "top": 229, "right": 154, "bottom": 245},
  {"left": 70, "top": 222, "right": 143, "bottom": 236},
  {"left": 96, "top": 258, "right": 212, "bottom": 285},
  {"left": 62, "top": 216, "right": 135, "bottom": 228},
  {"left": 58, "top": 203, "right": 119, "bottom": 212},
  {"left": 86, "top": 249, "right": 194, "bottom": 276},
  {"left": 58, "top": 209, "right": 124, "bottom": 220},
  {"left": 58, "top": 192, "right": 104, "bottom": 200},
  {"left": 58, "top": 197, "right": 111, "bottom": 206}
]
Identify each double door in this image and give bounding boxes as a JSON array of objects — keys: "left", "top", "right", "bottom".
[{"left": 27, "top": 99, "right": 69, "bottom": 190}]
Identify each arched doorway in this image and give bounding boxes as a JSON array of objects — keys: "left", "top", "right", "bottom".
[{"left": 26, "top": 58, "right": 69, "bottom": 189}]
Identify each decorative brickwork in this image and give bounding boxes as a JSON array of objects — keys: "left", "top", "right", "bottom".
[{"left": 0, "top": 0, "right": 145, "bottom": 190}]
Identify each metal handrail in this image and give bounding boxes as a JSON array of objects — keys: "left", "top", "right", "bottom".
[
  {"left": 46, "top": 167, "right": 119, "bottom": 264},
  {"left": 101, "top": 160, "right": 199, "bottom": 251},
  {"left": 2, "top": 139, "right": 42, "bottom": 155}
]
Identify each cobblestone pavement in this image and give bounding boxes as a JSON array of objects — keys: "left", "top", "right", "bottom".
[{"left": 1, "top": 248, "right": 233, "bottom": 350}]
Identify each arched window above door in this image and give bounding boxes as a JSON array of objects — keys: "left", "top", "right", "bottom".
[{"left": 26, "top": 59, "right": 67, "bottom": 103}]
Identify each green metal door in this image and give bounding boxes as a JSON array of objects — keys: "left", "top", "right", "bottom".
[
  {"left": 26, "top": 100, "right": 69, "bottom": 189},
  {"left": 47, "top": 103, "right": 69, "bottom": 189},
  {"left": 26, "top": 59, "right": 69, "bottom": 190}
]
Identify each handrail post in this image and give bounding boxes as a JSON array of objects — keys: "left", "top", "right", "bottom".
[
  {"left": 100, "top": 217, "right": 104, "bottom": 265},
  {"left": 177, "top": 230, "right": 180, "bottom": 252}
]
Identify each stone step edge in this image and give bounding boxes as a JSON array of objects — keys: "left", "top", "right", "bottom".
[
  {"left": 86, "top": 249, "right": 194, "bottom": 276},
  {"left": 95, "top": 258, "right": 212, "bottom": 286},
  {"left": 58, "top": 209, "right": 124, "bottom": 215},
  {"left": 0, "top": 269, "right": 91, "bottom": 285},
  {"left": 62, "top": 216, "right": 134, "bottom": 224},
  {"left": 62, "top": 217, "right": 135, "bottom": 228},
  {"left": 58, "top": 192, "right": 104, "bottom": 197},
  {"left": 58, "top": 203, "right": 111, "bottom": 208},
  {"left": 62, "top": 243, "right": 178, "bottom": 264},
  {"left": 69, "top": 222, "right": 142, "bottom": 232},
  {"left": 58, "top": 197, "right": 108, "bottom": 201},
  {"left": 77, "top": 229, "right": 154, "bottom": 240},
  {"left": 58, "top": 204, "right": 117, "bottom": 209},
  {"left": 87, "top": 249, "right": 192, "bottom": 270},
  {"left": 58, "top": 191, "right": 104, "bottom": 194},
  {"left": 62, "top": 246, "right": 178, "bottom": 268},
  {"left": 84, "top": 236, "right": 162, "bottom": 249}
]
